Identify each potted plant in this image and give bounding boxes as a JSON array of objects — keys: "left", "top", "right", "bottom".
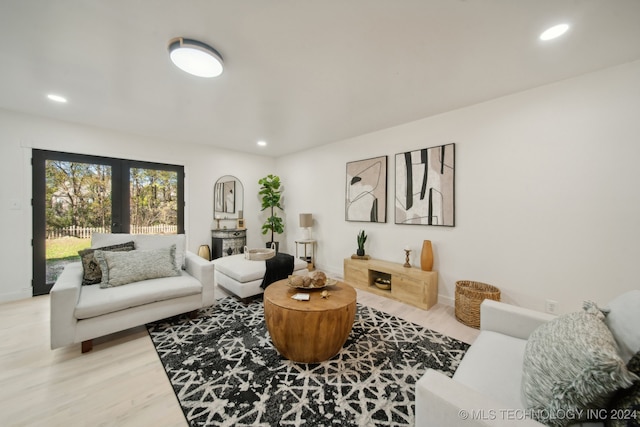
[
  {"left": 356, "top": 230, "right": 367, "bottom": 256},
  {"left": 259, "top": 174, "right": 284, "bottom": 251}
]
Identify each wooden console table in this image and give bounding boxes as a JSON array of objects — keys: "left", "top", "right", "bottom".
[{"left": 343, "top": 258, "right": 438, "bottom": 310}]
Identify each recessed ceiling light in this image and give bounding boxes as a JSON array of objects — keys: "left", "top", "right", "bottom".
[
  {"left": 257, "top": 140, "right": 267, "bottom": 147},
  {"left": 539, "top": 23, "right": 570, "bottom": 41},
  {"left": 47, "top": 94, "right": 67, "bottom": 103},
  {"left": 168, "top": 37, "right": 224, "bottom": 78}
]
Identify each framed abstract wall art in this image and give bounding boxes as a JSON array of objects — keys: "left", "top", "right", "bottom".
[
  {"left": 395, "top": 143, "right": 455, "bottom": 226},
  {"left": 345, "top": 156, "right": 387, "bottom": 222}
]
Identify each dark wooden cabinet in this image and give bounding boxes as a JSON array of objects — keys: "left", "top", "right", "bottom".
[{"left": 211, "top": 229, "right": 247, "bottom": 259}]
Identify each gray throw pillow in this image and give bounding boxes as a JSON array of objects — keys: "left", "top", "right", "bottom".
[
  {"left": 522, "top": 301, "right": 639, "bottom": 427},
  {"left": 606, "top": 351, "right": 640, "bottom": 427},
  {"left": 78, "top": 241, "right": 135, "bottom": 285},
  {"left": 94, "top": 244, "right": 180, "bottom": 288}
]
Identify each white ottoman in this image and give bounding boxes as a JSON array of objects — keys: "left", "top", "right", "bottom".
[{"left": 212, "top": 254, "right": 308, "bottom": 301}]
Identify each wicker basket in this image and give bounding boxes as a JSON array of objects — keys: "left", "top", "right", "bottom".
[
  {"left": 244, "top": 245, "right": 276, "bottom": 261},
  {"left": 455, "top": 281, "right": 501, "bottom": 329}
]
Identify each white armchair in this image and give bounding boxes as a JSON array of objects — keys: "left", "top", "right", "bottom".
[
  {"left": 416, "top": 291, "right": 640, "bottom": 427},
  {"left": 415, "top": 300, "right": 555, "bottom": 427}
]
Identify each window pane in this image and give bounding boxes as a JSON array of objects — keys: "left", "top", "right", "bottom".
[
  {"left": 129, "top": 168, "right": 178, "bottom": 234},
  {"left": 45, "top": 160, "right": 111, "bottom": 284}
]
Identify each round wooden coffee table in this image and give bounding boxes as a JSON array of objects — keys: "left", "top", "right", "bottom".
[{"left": 263, "top": 279, "right": 357, "bottom": 363}]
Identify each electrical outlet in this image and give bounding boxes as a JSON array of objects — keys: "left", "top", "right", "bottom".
[{"left": 545, "top": 299, "right": 558, "bottom": 314}]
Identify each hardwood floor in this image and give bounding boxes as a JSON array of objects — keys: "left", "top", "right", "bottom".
[{"left": 0, "top": 284, "right": 478, "bottom": 426}]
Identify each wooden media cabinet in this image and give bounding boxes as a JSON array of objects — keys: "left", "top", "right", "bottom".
[{"left": 343, "top": 258, "right": 438, "bottom": 310}]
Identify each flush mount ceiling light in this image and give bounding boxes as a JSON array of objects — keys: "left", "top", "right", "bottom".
[
  {"left": 257, "top": 140, "right": 267, "bottom": 147},
  {"left": 539, "top": 23, "right": 570, "bottom": 41},
  {"left": 168, "top": 37, "right": 224, "bottom": 78},
  {"left": 47, "top": 94, "right": 67, "bottom": 103}
]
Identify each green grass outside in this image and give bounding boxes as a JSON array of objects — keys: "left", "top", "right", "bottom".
[{"left": 46, "top": 237, "right": 91, "bottom": 261}]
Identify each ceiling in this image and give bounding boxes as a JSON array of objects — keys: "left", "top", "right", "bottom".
[{"left": 1, "top": 1, "right": 640, "bottom": 157}]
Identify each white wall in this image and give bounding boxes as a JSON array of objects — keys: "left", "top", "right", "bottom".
[
  {"left": 2, "top": 61, "right": 639, "bottom": 311},
  {"left": 0, "top": 109, "right": 276, "bottom": 302},
  {"left": 277, "top": 60, "right": 640, "bottom": 314}
]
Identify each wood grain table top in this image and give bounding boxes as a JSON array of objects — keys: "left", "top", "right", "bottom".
[{"left": 263, "top": 279, "right": 356, "bottom": 312}]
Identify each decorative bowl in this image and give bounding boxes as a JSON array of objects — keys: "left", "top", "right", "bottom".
[
  {"left": 287, "top": 278, "right": 337, "bottom": 290},
  {"left": 374, "top": 278, "right": 391, "bottom": 290}
]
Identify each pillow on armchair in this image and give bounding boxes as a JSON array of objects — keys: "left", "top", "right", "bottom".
[
  {"left": 605, "top": 290, "right": 640, "bottom": 364},
  {"left": 521, "top": 301, "right": 638, "bottom": 427},
  {"left": 606, "top": 351, "right": 640, "bottom": 427}
]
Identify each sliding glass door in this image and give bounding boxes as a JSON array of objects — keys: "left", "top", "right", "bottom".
[{"left": 32, "top": 150, "right": 184, "bottom": 296}]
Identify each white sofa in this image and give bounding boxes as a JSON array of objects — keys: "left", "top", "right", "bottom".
[
  {"left": 50, "top": 233, "right": 215, "bottom": 353},
  {"left": 416, "top": 291, "right": 640, "bottom": 427}
]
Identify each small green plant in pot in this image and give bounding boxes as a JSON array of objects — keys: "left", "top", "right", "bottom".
[
  {"left": 259, "top": 174, "right": 284, "bottom": 250},
  {"left": 356, "top": 230, "right": 367, "bottom": 256}
]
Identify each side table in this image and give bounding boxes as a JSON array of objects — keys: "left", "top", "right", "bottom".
[{"left": 295, "top": 239, "right": 316, "bottom": 271}]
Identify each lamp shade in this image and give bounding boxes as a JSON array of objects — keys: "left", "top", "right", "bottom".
[{"left": 299, "top": 213, "right": 313, "bottom": 228}]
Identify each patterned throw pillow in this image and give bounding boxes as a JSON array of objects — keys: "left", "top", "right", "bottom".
[
  {"left": 94, "top": 245, "right": 180, "bottom": 288},
  {"left": 522, "top": 302, "right": 639, "bottom": 427},
  {"left": 78, "top": 241, "right": 135, "bottom": 285},
  {"left": 607, "top": 351, "right": 640, "bottom": 427}
]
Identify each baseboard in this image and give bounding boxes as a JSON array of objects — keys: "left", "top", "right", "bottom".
[
  {"left": 0, "top": 288, "right": 32, "bottom": 304},
  {"left": 438, "top": 294, "right": 454, "bottom": 307}
]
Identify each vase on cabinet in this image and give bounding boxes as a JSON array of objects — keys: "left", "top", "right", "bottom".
[{"left": 420, "top": 240, "right": 433, "bottom": 271}]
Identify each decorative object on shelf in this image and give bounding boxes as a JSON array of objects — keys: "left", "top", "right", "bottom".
[
  {"left": 258, "top": 174, "right": 284, "bottom": 249},
  {"left": 346, "top": 156, "right": 387, "bottom": 223},
  {"left": 455, "top": 280, "right": 501, "bottom": 329},
  {"left": 244, "top": 244, "right": 276, "bottom": 261},
  {"left": 374, "top": 278, "right": 391, "bottom": 290},
  {"left": 395, "top": 143, "right": 455, "bottom": 226},
  {"left": 420, "top": 240, "right": 434, "bottom": 271},
  {"left": 403, "top": 247, "right": 411, "bottom": 268},
  {"left": 197, "top": 244, "right": 211, "bottom": 261},
  {"left": 356, "top": 230, "right": 367, "bottom": 256},
  {"left": 237, "top": 218, "right": 245, "bottom": 229},
  {"left": 299, "top": 213, "right": 313, "bottom": 240},
  {"left": 215, "top": 216, "right": 221, "bottom": 229}
]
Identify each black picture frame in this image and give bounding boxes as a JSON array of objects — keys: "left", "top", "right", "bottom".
[
  {"left": 345, "top": 155, "right": 387, "bottom": 223},
  {"left": 395, "top": 143, "right": 455, "bottom": 226}
]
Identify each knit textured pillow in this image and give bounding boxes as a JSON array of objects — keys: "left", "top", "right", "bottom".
[
  {"left": 94, "top": 245, "right": 180, "bottom": 288},
  {"left": 78, "top": 241, "right": 135, "bottom": 285},
  {"left": 522, "top": 302, "right": 638, "bottom": 427},
  {"left": 606, "top": 351, "right": 640, "bottom": 427}
]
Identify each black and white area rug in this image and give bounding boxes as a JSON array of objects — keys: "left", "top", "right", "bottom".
[{"left": 147, "top": 297, "right": 469, "bottom": 427}]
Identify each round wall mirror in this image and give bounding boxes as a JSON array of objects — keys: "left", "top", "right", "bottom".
[{"left": 214, "top": 175, "right": 244, "bottom": 220}]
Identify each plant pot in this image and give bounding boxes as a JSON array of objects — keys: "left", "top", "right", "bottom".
[
  {"left": 356, "top": 249, "right": 365, "bottom": 256},
  {"left": 267, "top": 242, "right": 280, "bottom": 253}
]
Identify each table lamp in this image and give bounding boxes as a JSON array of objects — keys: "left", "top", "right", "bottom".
[{"left": 299, "top": 213, "right": 313, "bottom": 240}]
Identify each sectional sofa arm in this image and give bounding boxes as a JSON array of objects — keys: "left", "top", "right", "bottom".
[
  {"left": 184, "top": 251, "right": 215, "bottom": 306},
  {"left": 480, "top": 300, "right": 555, "bottom": 340},
  {"left": 415, "top": 370, "right": 544, "bottom": 427},
  {"left": 50, "top": 262, "right": 83, "bottom": 349}
]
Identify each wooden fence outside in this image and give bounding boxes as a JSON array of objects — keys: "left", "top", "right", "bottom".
[{"left": 46, "top": 225, "right": 178, "bottom": 239}]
